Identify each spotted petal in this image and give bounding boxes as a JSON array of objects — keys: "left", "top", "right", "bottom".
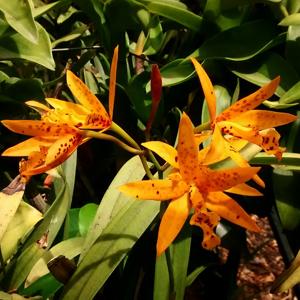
[
  {"left": 119, "top": 179, "right": 188, "bottom": 201},
  {"left": 142, "top": 141, "right": 178, "bottom": 168},
  {"left": 206, "top": 191, "right": 260, "bottom": 232},
  {"left": 204, "top": 166, "right": 261, "bottom": 192},
  {"left": 190, "top": 208, "right": 221, "bottom": 249},
  {"left": 177, "top": 113, "right": 199, "bottom": 183},
  {"left": 216, "top": 77, "right": 280, "bottom": 122},
  {"left": 229, "top": 110, "right": 297, "bottom": 130},
  {"left": 46, "top": 98, "right": 89, "bottom": 115},
  {"left": 1, "top": 120, "right": 79, "bottom": 137},
  {"left": 2, "top": 136, "right": 56, "bottom": 157},
  {"left": 66, "top": 70, "right": 110, "bottom": 121},
  {"left": 226, "top": 183, "right": 263, "bottom": 196},
  {"left": 191, "top": 58, "right": 216, "bottom": 121},
  {"left": 157, "top": 192, "right": 190, "bottom": 256},
  {"left": 23, "top": 134, "right": 82, "bottom": 176}
]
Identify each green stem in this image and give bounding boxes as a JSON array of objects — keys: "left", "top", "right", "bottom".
[
  {"left": 194, "top": 121, "right": 211, "bottom": 133},
  {"left": 80, "top": 130, "right": 145, "bottom": 155},
  {"left": 279, "top": 3, "right": 289, "bottom": 17},
  {"left": 165, "top": 247, "right": 175, "bottom": 294},
  {"left": 110, "top": 122, "right": 153, "bottom": 179}
]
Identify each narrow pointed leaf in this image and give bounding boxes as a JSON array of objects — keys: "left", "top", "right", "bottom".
[{"left": 109, "top": 46, "right": 118, "bottom": 119}]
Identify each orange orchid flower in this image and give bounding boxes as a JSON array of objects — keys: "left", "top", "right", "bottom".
[
  {"left": 191, "top": 58, "right": 297, "bottom": 160},
  {"left": 1, "top": 46, "right": 119, "bottom": 179},
  {"left": 120, "top": 113, "right": 261, "bottom": 256}
]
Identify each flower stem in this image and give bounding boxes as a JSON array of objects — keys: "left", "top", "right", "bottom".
[
  {"left": 110, "top": 122, "right": 153, "bottom": 179},
  {"left": 194, "top": 121, "right": 211, "bottom": 133},
  {"left": 80, "top": 130, "right": 144, "bottom": 155}
]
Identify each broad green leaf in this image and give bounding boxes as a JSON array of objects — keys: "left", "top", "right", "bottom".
[
  {"left": 7, "top": 152, "right": 78, "bottom": 289},
  {"left": 286, "top": 25, "right": 300, "bottom": 75},
  {"left": 33, "top": 1, "right": 69, "bottom": 18},
  {"left": 171, "top": 223, "right": 192, "bottom": 300},
  {"left": 137, "top": 0, "right": 203, "bottom": 31},
  {"left": 0, "top": 291, "right": 39, "bottom": 300},
  {"left": 287, "top": 0, "right": 300, "bottom": 14},
  {"left": 262, "top": 101, "right": 298, "bottom": 109},
  {"left": 273, "top": 169, "right": 300, "bottom": 230},
  {"left": 279, "top": 81, "right": 300, "bottom": 104},
  {"left": 279, "top": 13, "right": 300, "bottom": 26},
  {"left": 194, "top": 20, "right": 284, "bottom": 61},
  {"left": 78, "top": 203, "right": 98, "bottom": 236},
  {"left": 0, "top": 0, "right": 38, "bottom": 43},
  {"left": 1, "top": 201, "right": 42, "bottom": 261},
  {"left": 79, "top": 156, "right": 147, "bottom": 261},
  {"left": 229, "top": 53, "right": 299, "bottom": 97},
  {"left": 61, "top": 200, "right": 160, "bottom": 299},
  {"left": 0, "top": 23, "right": 55, "bottom": 70},
  {"left": 52, "top": 24, "right": 88, "bottom": 48},
  {"left": 26, "top": 237, "right": 84, "bottom": 287},
  {"left": 154, "top": 253, "right": 170, "bottom": 300},
  {"left": 0, "top": 183, "right": 24, "bottom": 243},
  {"left": 272, "top": 250, "right": 300, "bottom": 292}
]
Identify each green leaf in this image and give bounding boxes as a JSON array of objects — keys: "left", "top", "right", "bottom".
[
  {"left": 279, "top": 81, "right": 300, "bottom": 104},
  {"left": 0, "top": 0, "right": 38, "bottom": 43},
  {"left": 33, "top": 1, "right": 69, "bottom": 18},
  {"left": 137, "top": 0, "right": 203, "bottom": 31},
  {"left": 272, "top": 250, "right": 300, "bottom": 292},
  {"left": 287, "top": 0, "right": 300, "bottom": 14},
  {"left": 154, "top": 253, "right": 170, "bottom": 300},
  {"left": 279, "top": 13, "right": 300, "bottom": 26},
  {"left": 62, "top": 156, "right": 160, "bottom": 299},
  {"left": 228, "top": 53, "right": 299, "bottom": 97},
  {"left": 0, "top": 23, "right": 55, "bottom": 70},
  {"left": 194, "top": 20, "right": 284, "bottom": 61},
  {"left": 1, "top": 201, "right": 42, "bottom": 261},
  {"left": 186, "top": 265, "right": 207, "bottom": 286},
  {"left": 79, "top": 156, "right": 148, "bottom": 261},
  {"left": 26, "top": 237, "right": 84, "bottom": 287},
  {"left": 78, "top": 203, "right": 98, "bottom": 236},
  {"left": 171, "top": 223, "right": 192, "bottom": 300},
  {"left": 6, "top": 153, "right": 77, "bottom": 289}
]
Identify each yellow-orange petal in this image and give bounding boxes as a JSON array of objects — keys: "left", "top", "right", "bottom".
[
  {"left": 191, "top": 58, "right": 216, "bottom": 121},
  {"left": 46, "top": 98, "right": 89, "bottom": 115},
  {"left": 229, "top": 110, "right": 297, "bottom": 130},
  {"left": 66, "top": 70, "right": 110, "bottom": 119},
  {"left": 194, "top": 131, "right": 212, "bottom": 147},
  {"left": 19, "top": 148, "right": 47, "bottom": 175},
  {"left": 218, "top": 121, "right": 284, "bottom": 159},
  {"left": 1, "top": 136, "right": 56, "bottom": 157},
  {"left": 1, "top": 120, "right": 79, "bottom": 137},
  {"left": 226, "top": 183, "right": 263, "bottom": 196},
  {"left": 206, "top": 124, "right": 265, "bottom": 187},
  {"left": 26, "top": 101, "right": 51, "bottom": 114},
  {"left": 142, "top": 141, "right": 178, "bottom": 168},
  {"left": 119, "top": 179, "right": 189, "bottom": 201},
  {"left": 177, "top": 113, "right": 199, "bottom": 183},
  {"left": 156, "top": 193, "right": 190, "bottom": 256},
  {"left": 109, "top": 46, "right": 118, "bottom": 119},
  {"left": 23, "top": 134, "right": 82, "bottom": 176},
  {"left": 216, "top": 76, "right": 280, "bottom": 122},
  {"left": 190, "top": 209, "right": 221, "bottom": 249},
  {"left": 206, "top": 191, "right": 260, "bottom": 232},
  {"left": 204, "top": 166, "right": 261, "bottom": 192}
]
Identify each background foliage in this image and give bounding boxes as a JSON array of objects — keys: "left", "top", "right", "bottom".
[{"left": 1, "top": 0, "right": 300, "bottom": 299}]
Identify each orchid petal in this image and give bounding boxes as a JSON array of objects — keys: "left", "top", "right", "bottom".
[
  {"left": 178, "top": 113, "right": 199, "bottom": 183},
  {"left": 205, "top": 166, "right": 261, "bottom": 192},
  {"left": 194, "top": 130, "right": 211, "bottom": 147},
  {"left": 23, "top": 134, "right": 82, "bottom": 176},
  {"left": 226, "top": 183, "right": 263, "bottom": 196},
  {"left": 2, "top": 136, "right": 56, "bottom": 157},
  {"left": 119, "top": 179, "right": 188, "bottom": 201},
  {"left": 206, "top": 124, "right": 265, "bottom": 187},
  {"left": 190, "top": 209, "right": 221, "bottom": 249},
  {"left": 218, "top": 121, "right": 284, "bottom": 159},
  {"left": 66, "top": 70, "right": 110, "bottom": 119},
  {"left": 109, "top": 46, "right": 118, "bottom": 119},
  {"left": 142, "top": 141, "right": 178, "bottom": 168},
  {"left": 191, "top": 58, "right": 216, "bottom": 121},
  {"left": 19, "top": 148, "right": 47, "bottom": 176},
  {"left": 206, "top": 191, "right": 260, "bottom": 232},
  {"left": 1, "top": 120, "right": 79, "bottom": 137},
  {"left": 46, "top": 98, "right": 89, "bottom": 115},
  {"left": 157, "top": 193, "right": 190, "bottom": 256},
  {"left": 26, "top": 101, "right": 51, "bottom": 114},
  {"left": 229, "top": 110, "right": 297, "bottom": 130},
  {"left": 216, "top": 76, "right": 280, "bottom": 122}
]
